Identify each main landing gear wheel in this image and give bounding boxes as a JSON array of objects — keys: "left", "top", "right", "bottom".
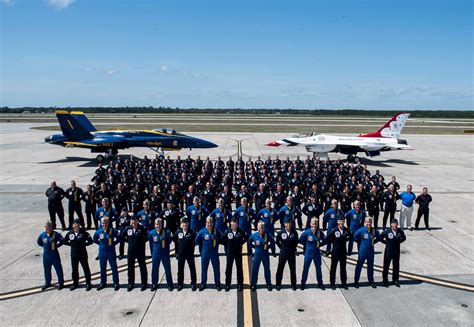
[{"left": 347, "top": 154, "right": 360, "bottom": 163}]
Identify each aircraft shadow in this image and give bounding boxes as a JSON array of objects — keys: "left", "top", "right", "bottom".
[{"left": 358, "top": 158, "right": 420, "bottom": 167}]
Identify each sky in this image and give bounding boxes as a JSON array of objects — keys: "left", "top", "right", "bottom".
[{"left": 0, "top": 0, "right": 472, "bottom": 110}]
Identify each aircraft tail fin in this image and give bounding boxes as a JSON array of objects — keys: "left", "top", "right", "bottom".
[
  {"left": 55, "top": 110, "right": 94, "bottom": 140},
  {"left": 359, "top": 112, "right": 410, "bottom": 138}
]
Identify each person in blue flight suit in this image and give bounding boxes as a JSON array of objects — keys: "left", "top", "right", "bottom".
[
  {"left": 94, "top": 198, "right": 118, "bottom": 230},
  {"left": 186, "top": 196, "right": 210, "bottom": 233},
  {"left": 37, "top": 220, "right": 65, "bottom": 290},
  {"left": 278, "top": 196, "right": 296, "bottom": 232},
  {"left": 195, "top": 217, "right": 222, "bottom": 291},
  {"left": 209, "top": 198, "right": 232, "bottom": 235},
  {"left": 380, "top": 219, "right": 406, "bottom": 287},
  {"left": 323, "top": 199, "right": 344, "bottom": 255},
  {"left": 248, "top": 221, "right": 276, "bottom": 292},
  {"left": 345, "top": 200, "right": 366, "bottom": 256},
  {"left": 257, "top": 199, "right": 278, "bottom": 236},
  {"left": 353, "top": 217, "right": 380, "bottom": 288},
  {"left": 93, "top": 217, "right": 120, "bottom": 291},
  {"left": 136, "top": 199, "right": 158, "bottom": 254},
  {"left": 234, "top": 197, "right": 256, "bottom": 253},
  {"left": 299, "top": 217, "right": 326, "bottom": 290},
  {"left": 149, "top": 218, "right": 174, "bottom": 291}
]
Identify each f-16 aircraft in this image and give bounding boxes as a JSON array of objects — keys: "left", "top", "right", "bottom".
[
  {"left": 266, "top": 112, "right": 412, "bottom": 162},
  {"left": 45, "top": 110, "right": 218, "bottom": 162}
]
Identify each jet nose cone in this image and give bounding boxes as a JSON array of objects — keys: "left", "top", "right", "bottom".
[
  {"left": 204, "top": 140, "right": 218, "bottom": 148},
  {"left": 266, "top": 141, "right": 281, "bottom": 147}
]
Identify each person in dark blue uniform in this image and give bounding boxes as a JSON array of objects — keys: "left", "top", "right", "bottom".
[
  {"left": 195, "top": 217, "right": 222, "bottom": 291},
  {"left": 37, "top": 221, "right": 64, "bottom": 290},
  {"left": 323, "top": 200, "right": 344, "bottom": 255},
  {"left": 380, "top": 219, "right": 406, "bottom": 287},
  {"left": 93, "top": 217, "right": 120, "bottom": 291},
  {"left": 122, "top": 216, "right": 148, "bottom": 291},
  {"left": 353, "top": 217, "right": 380, "bottom": 288},
  {"left": 173, "top": 218, "right": 197, "bottom": 291},
  {"left": 149, "top": 218, "right": 173, "bottom": 291},
  {"left": 299, "top": 218, "right": 326, "bottom": 290},
  {"left": 221, "top": 218, "right": 248, "bottom": 292},
  {"left": 45, "top": 180, "right": 66, "bottom": 230},
  {"left": 65, "top": 180, "right": 85, "bottom": 229},
  {"left": 275, "top": 220, "right": 299, "bottom": 291},
  {"left": 64, "top": 219, "right": 93, "bottom": 291},
  {"left": 326, "top": 216, "right": 351, "bottom": 290}
]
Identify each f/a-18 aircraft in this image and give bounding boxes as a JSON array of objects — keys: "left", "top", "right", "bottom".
[
  {"left": 267, "top": 112, "right": 412, "bottom": 162},
  {"left": 45, "top": 110, "right": 218, "bottom": 162}
]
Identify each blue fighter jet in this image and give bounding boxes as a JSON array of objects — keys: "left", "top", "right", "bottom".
[{"left": 45, "top": 110, "right": 218, "bottom": 162}]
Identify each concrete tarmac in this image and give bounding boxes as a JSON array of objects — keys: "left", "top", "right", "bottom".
[{"left": 0, "top": 123, "right": 473, "bottom": 326}]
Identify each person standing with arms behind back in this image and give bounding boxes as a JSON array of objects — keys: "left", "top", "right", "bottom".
[
  {"left": 221, "top": 218, "right": 248, "bottom": 292},
  {"left": 415, "top": 187, "right": 432, "bottom": 230},
  {"left": 122, "top": 216, "right": 148, "bottom": 292}
]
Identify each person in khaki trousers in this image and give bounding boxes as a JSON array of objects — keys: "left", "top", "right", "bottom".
[{"left": 399, "top": 185, "right": 416, "bottom": 230}]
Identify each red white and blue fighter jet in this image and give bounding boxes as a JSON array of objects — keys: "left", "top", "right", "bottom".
[
  {"left": 45, "top": 110, "right": 218, "bottom": 162},
  {"left": 267, "top": 113, "right": 412, "bottom": 162}
]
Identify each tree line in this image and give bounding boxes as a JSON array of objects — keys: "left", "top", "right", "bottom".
[{"left": 1, "top": 107, "right": 473, "bottom": 118}]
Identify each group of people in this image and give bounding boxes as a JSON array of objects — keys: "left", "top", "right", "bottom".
[{"left": 39, "top": 154, "right": 432, "bottom": 292}]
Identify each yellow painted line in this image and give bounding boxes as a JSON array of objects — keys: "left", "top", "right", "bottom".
[
  {"left": 0, "top": 250, "right": 174, "bottom": 301},
  {"left": 241, "top": 247, "right": 253, "bottom": 327},
  {"left": 297, "top": 245, "right": 474, "bottom": 292}
]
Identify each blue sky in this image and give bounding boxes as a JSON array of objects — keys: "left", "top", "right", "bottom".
[{"left": 1, "top": 0, "right": 472, "bottom": 109}]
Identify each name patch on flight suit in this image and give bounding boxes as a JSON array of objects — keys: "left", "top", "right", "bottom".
[
  {"left": 308, "top": 206, "right": 313, "bottom": 211},
  {"left": 204, "top": 234, "right": 209, "bottom": 240},
  {"left": 240, "top": 212, "right": 244, "bottom": 216},
  {"left": 120, "top": 218, "right": 126, "bottom": 224},
  {"left": 153, "top": 236, "right": 158, "bottom": 242},
  {"left": 165, "top": 211, "right": 170, "bottom": 216},
  {"left": 364, "top": 234, "right": 369, "bottom": 239},
  {"left": 100, "top": 234, "right": 104, "bottom": 240},
  {"left": 308, "top": 236, "right": 313, "bottom": 242},
  {"left": 264, "top": 213, "right": 268, "bottom": 218},
  {"left": 43, "top": 238, "right": 48, "bottom": 243},
  {"left": 191, "top": 210, "right": 196, "bottom": 215},
  {"left": 255, "top": 240, "right": 260, "bottom": 246}
]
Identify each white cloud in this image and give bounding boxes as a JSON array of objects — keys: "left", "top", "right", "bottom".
[
  {"left": 160, "top": 65, "right": 168, "bottom": 72},
  {"left": 84, "top": 67, "right": 92, "bottom": 72},
  {"left": 105, "top": 69, "right": 118, "bottom": 76},
  {"left": 1, "top": 0, "right": 14, "bottom": 6},
  {"left": 47, "top": 0, "right": 74, "bottom": 10}
]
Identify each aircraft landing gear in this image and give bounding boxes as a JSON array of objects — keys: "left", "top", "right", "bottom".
[
  {"left": 96, "top": 154, "right": 105, "bottom": 163},
  {"left": 96, "top": 149, "right": 118, "bottom": 163},
  {"left": 347, "top": 154, "right": 360, "bottom": 163}
]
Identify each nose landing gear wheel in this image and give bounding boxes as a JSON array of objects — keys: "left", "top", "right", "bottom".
[{"left": 96, "top": 154, "right": 105, "bottom": 163}]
